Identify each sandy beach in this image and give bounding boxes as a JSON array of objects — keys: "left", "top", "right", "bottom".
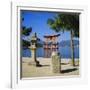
[{"left": 21, "top": 57, "right": 79, "bottom": 78}]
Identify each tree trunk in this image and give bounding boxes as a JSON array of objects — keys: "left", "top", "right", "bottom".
[{"left": 70, "top": 30, "right": 75, "bottom": 66}]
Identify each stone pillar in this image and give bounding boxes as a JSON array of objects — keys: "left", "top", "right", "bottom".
[
  {"left": 51, "top": 52, "right": 61, "bottom": 73},
  {"left": 30, "top": 45, "right": 37, "bottom": 65}
]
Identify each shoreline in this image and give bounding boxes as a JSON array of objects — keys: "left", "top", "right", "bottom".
[{"left": 22, "top": 57, "right": 79, "bottom": 60}]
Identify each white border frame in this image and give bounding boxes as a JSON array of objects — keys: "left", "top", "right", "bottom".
[{"left": 11, "top": 1, "right": 88, "bottom": 88}]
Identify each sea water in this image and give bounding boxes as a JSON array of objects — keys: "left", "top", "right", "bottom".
[{"left": 22, "top": 46, "right": 79, "bottom": 58}]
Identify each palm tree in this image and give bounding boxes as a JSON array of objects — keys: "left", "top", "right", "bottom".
[{"left": 47, "top": 13, "right": 79, "bottom": 66}]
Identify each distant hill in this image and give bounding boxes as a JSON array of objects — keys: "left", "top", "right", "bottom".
[
  {"left": 36, "top": 38, "right": 44, "bottom": 47},
  {"left": 37, "top": 38, "right": 44, "bottom": 45},
  {"left": 37, "top": 39, "right": 79, "bottom": 47},
  {"left": 22, "top": 38, "right": 79, "bottom": 48},
  {"left": 59, "top": 40, "right": 79, "bottom": 47}
]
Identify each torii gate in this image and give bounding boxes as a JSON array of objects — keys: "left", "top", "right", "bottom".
[{"left": 43, "top": 34, "right": 60, "bottom": 58}]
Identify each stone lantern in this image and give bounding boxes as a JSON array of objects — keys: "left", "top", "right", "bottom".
[{"left": 29, "top": 33, "right": 41, "bottom": 67}]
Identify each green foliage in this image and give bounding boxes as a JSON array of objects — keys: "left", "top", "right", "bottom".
[
  {"left": 22, "top": 40, "right": 30, "bottom": 48},
  {"left": 47, "top": 13, "right": 79, "bottom": 37},
  {"left": 22, "top": 26, "right": 32, "bottom": 48},
  {"left": 22, "top": 26, "right": 32, "bottom": 36},
  {"left": 21, "top": 17, "right": 32, "bottom": 48}
]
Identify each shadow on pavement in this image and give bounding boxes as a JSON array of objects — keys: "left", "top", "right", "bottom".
[{"left": 61, "top": 68, "right": 78, "bottom": 73}]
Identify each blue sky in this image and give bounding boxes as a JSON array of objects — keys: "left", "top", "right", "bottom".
[{"left": 21, "top": 10, "right": 73, "bottom": 42}]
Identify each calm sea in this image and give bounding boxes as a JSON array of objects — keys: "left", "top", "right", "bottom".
[{"left": 22, "top": 46, "right": 79, "bottom": 58}]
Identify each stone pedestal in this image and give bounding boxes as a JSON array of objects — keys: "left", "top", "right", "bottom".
[
  {"left": 29, "top": 45, "right": 41, "bottom": 67},
  {"left": 51, "top": 52, "right": 61, "bottom": 73},
  {"left": 30, "top": 47, "right": 37, "bottom": 65}
]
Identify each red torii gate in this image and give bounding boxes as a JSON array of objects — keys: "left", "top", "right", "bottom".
[{"left": 43, "top": 34, "right": 60, "bottom": 58}]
